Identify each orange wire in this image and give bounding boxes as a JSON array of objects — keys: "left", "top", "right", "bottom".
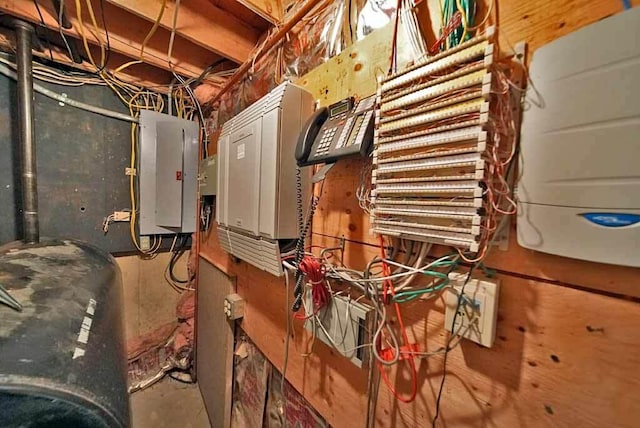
[{"left": 376, "top": 235, "right": 418, "bottom": 403}]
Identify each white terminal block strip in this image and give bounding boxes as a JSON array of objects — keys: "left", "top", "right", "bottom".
[
  {"left": 444, "top": 272, "right": 500, "bottom": 348},
  {"left": 370, "top": 28, "right": 497, "bottom": 252}
]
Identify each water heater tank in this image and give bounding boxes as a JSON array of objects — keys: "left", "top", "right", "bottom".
[{"left": 0, "top": 239, "right": 129, "bottom": 427}]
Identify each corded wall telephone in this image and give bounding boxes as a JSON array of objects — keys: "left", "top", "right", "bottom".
[{"left": 295, "top": 94, "right": 376, "bottom": 167}]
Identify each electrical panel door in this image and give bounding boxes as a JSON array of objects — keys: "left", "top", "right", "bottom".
[
  {"left": 155, "top": 122, "right": 184, "bottom": 228},
  {"left": 139, "top": 110, "right": 199, "bottom": 235}
]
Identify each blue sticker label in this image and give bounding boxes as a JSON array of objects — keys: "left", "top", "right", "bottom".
[{"left": 581, "top": 213, "right": 640, "bottom": 228}]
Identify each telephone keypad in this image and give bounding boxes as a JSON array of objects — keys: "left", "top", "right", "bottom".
[
  {"left": 314, "top": 127, "right": 337, "bottom": 156},
  {"left": 303, "top": 94, "right": 375, "bottom": 164}
]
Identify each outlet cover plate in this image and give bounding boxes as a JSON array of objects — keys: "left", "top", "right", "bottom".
[
  {"left": 444, "top": 272, "right": 500, "bottom": 347},
  {"left": 304, "top": 294, "right": 374, "bottom": 368}
]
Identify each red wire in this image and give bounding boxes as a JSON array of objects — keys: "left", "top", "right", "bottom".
[
  {"left": 429, "top": 11, "right": 462, "bottom": 55},
  {"left": 298, "top": 256, "right": 330, "bottom": 312},
  {"left": 376, "top": 235, "right": 418, "bottom": 403}
]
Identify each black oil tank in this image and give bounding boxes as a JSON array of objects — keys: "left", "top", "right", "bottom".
[{"left": 0, "top": 239, "right": 129, "bottom": 427}]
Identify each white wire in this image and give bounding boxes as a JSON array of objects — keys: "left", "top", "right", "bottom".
[{"left": 324, "top": 253, "right": 456, "bottom": 286}]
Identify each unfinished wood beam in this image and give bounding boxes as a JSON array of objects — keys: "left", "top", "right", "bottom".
[
  {"left": 105, "top": 0, "right": 261, "bottom": 63},
  {"left": 210, "top": 0, "right": 272, "bottom": 30},
  {"left": 210, "top": 0, "right": 324, "bottom": 104},
  {"left": 0, "top": 0, "right": 227, "bottom": 85},
  {"left": 0, "top": 30, "right": 174, "bottom": 91},
  {"left": 233, "top": 0, "right": 282, "bottom": 23}
]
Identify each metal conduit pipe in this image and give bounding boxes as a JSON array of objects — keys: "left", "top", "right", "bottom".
[
  {"left": 14, "top": 20, "right": 39, "bottom": 244},
  {"left": 0, "top": 63, "right": 138, "bottom": 123}
]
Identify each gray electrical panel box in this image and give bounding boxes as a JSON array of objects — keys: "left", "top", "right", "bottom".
[
  {"left": 139, "top": 110, "right": 199, "bottom": 235},
  {"left": 199, "top": 155, "right": 217, "bottom": 196}
]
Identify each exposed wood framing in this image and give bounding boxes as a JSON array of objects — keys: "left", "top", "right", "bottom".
[
  {"left": 0, "top": 0, "right": 230, "bottom": 85},
  {"left": 0, "top": 30, "right": 173, "bottom": 90},
  {"left": 210, "top": 0, "right": 325, "bottom": 104},
  {"left": 211, "top": 0, "right": 272, "bottom": 31},
  {"left": 104, "top": 0, "right": 261, "bottom": 63},
  {"left": 232, "top": 0, "right": 282, "bottom": 23}
]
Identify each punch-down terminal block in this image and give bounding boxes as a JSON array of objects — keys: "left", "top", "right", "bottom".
[{"left": 370, "top": 28, "right": 497, "bottom": 252}]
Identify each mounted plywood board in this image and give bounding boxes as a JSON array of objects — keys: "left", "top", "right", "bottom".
[
  {"left": 197, "top": 257, "right": 236, "bottom": 428},
  {"left": 225, "top": 250, "right": 640, "bottom": 428},
  {"left": 296, "top": 21, "right": 422, "bottom": 106},
  {"left": 310, "top": 158, "right": 640, "bottom": 298}
]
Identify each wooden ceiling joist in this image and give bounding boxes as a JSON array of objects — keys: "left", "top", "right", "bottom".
[
  {"left": 0, "top": 30, "right": 174, "bottom": 90},
  {"left": 210, "top": 0, "right": 273, "bottom": 30},
  {"left": 104, "top": 0, "right": 261, "bottom": 63},
  {"left": 0, "top": 0, "right": 228, "bottom": 85},
  {"left": 227, "top": 0, "right": 282, "bottom": 24}
]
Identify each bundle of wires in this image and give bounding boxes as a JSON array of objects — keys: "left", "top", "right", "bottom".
[
  {"left": 164, "top": 234, "right": 194, "bottom": 293},
  {"left": 286, "top": 239, "right": 464, "bottom": 404},
  {"left": 297, "top": 255, "right": 330, "bottom": 312},
  {"left": 441, "top": 0, "right": 476, "bottom": 49}
]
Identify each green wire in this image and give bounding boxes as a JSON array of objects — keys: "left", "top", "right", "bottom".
[
  {"left": 442, "top": 0, "right": 476, "bottom": 49},
  {"left": 391, "top": 258, "right": 460, "bottom": 303},
  {"left": 393, "top": 279, "right": 449, "bottom": 303}
]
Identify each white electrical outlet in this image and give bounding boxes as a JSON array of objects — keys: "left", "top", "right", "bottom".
[
  {"left": 113, "top": 211, "right": 131, "bottom": 222},
  {"left": 224, "top": 293, "right": 244, "bottom": 320},
  {"left": 444, "top": 272, "right": 500, "bottom": 347},
  {"left": 139, "top": 235, "right": 151, "bottom": 251}
]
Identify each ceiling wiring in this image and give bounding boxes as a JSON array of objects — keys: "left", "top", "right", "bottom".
[
  {"left": 56, "top": 0, "right": 77, "bottom": 62},
  {"left": 32, "top": 0, "right": 54, "bottom": 61},
  {"left": 113, "top": 0, "right": 167, "bottom": 75}
]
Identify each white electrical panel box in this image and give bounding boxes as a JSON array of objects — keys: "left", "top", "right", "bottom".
[
  {"left": 444, "top": 272, "right": 499, "bottom": 348},
  {"left": 517, "top": 8, "right": 640, "bottom": 267},
  {"left": 217, "top": 82, "right": 314, "bottom": 276},
  {"left": 139, "top": 110, "right": 199, "bottom": 235}
]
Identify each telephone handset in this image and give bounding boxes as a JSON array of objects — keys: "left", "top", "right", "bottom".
[
  {"left": 295, "top": 107, "right": 329, "bottom": 164},
  {"left": 295, "top": 95, "right": 376, "bottom": 167}
]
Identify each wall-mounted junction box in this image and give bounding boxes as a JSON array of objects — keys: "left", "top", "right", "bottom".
[
  {"left": 138, "top": 110, "right": 199, "bottom": 235},
  {"left": 444, "top": 272, "right": 499, "bottom": 348},
  {"left": 199, "top": 155, "right": 217, "bottom": 196},
  {"left": 223, "top": 293, "right": 244, "bottom": 320},
  {"left": 304, "top": 294, "right": 374, "bottom": 368}
]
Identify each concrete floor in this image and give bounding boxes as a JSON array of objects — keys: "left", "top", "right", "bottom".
[{"left": 130, "top": 378, "right": 211, "bottom": 428}]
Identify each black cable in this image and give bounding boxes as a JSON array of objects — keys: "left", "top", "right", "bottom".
[
  {"left": 169, "top": 235, "right": 192, "bottom": 284},
  {"left": 192, "top": 58, "right": 227, "bottom": 87},
  {"left": 291, "top": 167, "right": 305, "bottom": 311},
  {"left": 33, "top": 0, "right": 54, "bottom": 62},
  {"left": 291, "top": 169, "right": 323, "bottom": 312},
  {"left": 96, "top": 0, "right": 111, "bottom": 73},
  {"left": 431, "top": 264, "right": 475, "bottom": 427}
]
